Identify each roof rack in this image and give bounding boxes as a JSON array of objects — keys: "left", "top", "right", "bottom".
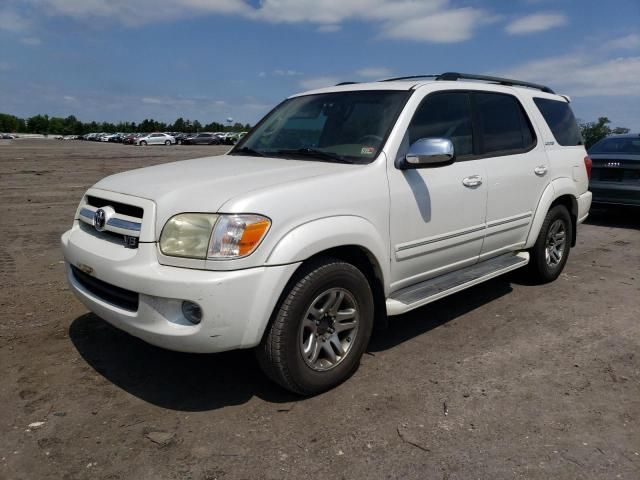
[
  {"left": 380, "top": 75, "right": 438, "bottom": 82},
  {"left": 435, "top": 72, "right": 555, "bottom": 94},
  {"left": 378, "top": 72, "right": 555, "bottom": 94}
]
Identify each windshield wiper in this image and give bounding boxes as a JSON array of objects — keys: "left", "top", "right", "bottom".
[
  {"left": 231, "top": 146, "right": 265, "bottom": 157},
  {"left": 274, "top": 148, "right": 353, "bottom": 164}
]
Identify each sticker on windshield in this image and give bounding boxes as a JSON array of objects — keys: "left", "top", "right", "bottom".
[{"left": 361, "top": 146, "right": 376, "bottom": 155}]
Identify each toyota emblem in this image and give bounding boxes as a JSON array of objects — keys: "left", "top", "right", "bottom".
[{"left": 94, "top": 208, "right": 107, "bottom": 231}]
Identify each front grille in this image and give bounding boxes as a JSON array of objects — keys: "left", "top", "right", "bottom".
[
  {"left": 71, "top": 265, "right": 139, "bottom": 311},
  {"left": 87, "top": 195, "right": 144, "bottom": 219},
  {"left": 79, "top": 195, "right": 143, "bottom": 249}
]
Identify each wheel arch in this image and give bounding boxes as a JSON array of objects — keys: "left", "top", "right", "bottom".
[
  {"left": 265, "top": 216, "right": 390, "bottom": 329},
  {"left": 525, "top": 179, "right": 579, "bottom": 248}
]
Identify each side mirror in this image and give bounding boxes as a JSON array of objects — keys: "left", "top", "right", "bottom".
[{"left": 402, "top": 138, "right": 454, "bottom": 169}]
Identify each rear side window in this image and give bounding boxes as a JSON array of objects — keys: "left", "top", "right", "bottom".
[
  {"left": 533, "top": 98, "right": 583, "bottom": 146},
  {"left": 474, "top": 92, "right": 536, "bottom": 155},
  {"left": 408, "top": 92, "right": 474, "bottom": 156}
]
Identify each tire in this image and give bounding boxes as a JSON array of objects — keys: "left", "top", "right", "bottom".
[
  {"left": 257, "top": 257, "right": 374, "bottom": 395},
  {"left": 165, "top": 140, "right": 171, "bottom": 146},
  {"left": 139, "top": 140, "right": 147, "bottom": 146},
  {"left": 527, "top": 205, "right": 572, "bottom": 283}
]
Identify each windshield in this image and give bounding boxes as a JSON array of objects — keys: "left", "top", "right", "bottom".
[
  {"left": 590, "top": 137, "right": 640, "bottom": 155},
  {"left": 233, "top": 90, "right": 410, "bottom": 163}
]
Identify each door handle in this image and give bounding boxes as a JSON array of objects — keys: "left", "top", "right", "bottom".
[
  {"left": 534, "top": 165, "right": 548, "bottom": 176},
  {"left": 462, "top": 175, "right": 483, "bottom": 188}
]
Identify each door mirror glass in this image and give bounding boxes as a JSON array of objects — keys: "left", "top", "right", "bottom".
[{"left": 404, "top": 138, "right": 454, "bottom": 168}]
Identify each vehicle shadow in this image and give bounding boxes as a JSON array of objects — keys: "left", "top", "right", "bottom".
[
  {"left": 70, "top": 277, "right": 513, "bottom": 411},
  {"left": 585, "top": 205, "right": 640, "bottom": 230},
  {"left": 368, "top": 276, "right": 512, "bottom": 352},
  {"left": 69, "top": 314, "right": 299, "bottom": 411}
]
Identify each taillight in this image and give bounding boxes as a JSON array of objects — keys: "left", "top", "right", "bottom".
[{"left": 584, "top": 155, "right": 592, "bottom": 179}]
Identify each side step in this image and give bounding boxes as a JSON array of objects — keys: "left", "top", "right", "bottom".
[{"left": 386, "top": 252, "right": 529, "bottom": 316}]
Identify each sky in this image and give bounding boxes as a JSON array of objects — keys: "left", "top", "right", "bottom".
[{"left": 0, "top": 0, "right": 639, "bottom": 129}]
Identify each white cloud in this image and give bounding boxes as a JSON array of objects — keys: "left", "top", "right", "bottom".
[
  {"left": 141, "top": 96, "right": 195, "bottom": 107},
  {"left": 317, "top": 24, "right": 341, "bottom": 33},
  {"left": 273, "top": 69, "right": 303, "bottom": 76},
  {"left": 355, "top": 67, "right": 392, "bottom": 79},
  {"left": 0, "top": 8, "right": 30, "bottom": 32},
  {"left": 383, "top": 7, "right": 491, "bottom": 43},
  {"left": 18, "top": 0, "right": 494, "bottom": 44},
  {"left": 505, "top": 12, "right": 567, "bottom": 35},
  {"left": 63, "top": 95, "right": 77, "bottom": 101},
  {"left": 24, "top": 0, "right": 250, "bottom": 26},
  {"left": 21, "top": 36, "right": 41, "bottom": 46},
  {"left": 141, "top": 97, "right": 163, "bottom": 105},
  {"left": 602, "top": 34, "right": 640, "bottom": 51},
  {"left": 299, "top": 76, "right": 341, "bottom": 90},
  {"left": 500, "top": 54, "right": 640, "bottom": 96}
]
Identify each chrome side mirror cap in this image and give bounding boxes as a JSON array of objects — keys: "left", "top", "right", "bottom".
[{"left": 402, "top": 138, "right": 454, "bottom": 169}]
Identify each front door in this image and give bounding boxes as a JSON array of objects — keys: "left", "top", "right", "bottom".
[{"left": 387, "top": 91, "right": 488, "bottom": 291}]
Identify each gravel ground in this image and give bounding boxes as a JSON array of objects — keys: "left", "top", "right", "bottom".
[{"left": 1, "top": 139, "right": 639, "bottom": 480}]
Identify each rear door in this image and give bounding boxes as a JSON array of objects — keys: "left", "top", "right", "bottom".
[{"left": 473, "top": 91, "right": 550, "bottom": 260}]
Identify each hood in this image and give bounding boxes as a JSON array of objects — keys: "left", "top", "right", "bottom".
[{"left": 93, "top": 154, "right": 352, "bottom": 217}]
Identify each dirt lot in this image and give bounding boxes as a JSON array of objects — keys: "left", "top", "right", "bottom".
[{"left": 0, "top": 139, "right": 638, "bottom": 480}]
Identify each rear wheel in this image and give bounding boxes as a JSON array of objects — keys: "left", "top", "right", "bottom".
[
  {"left": 257, "top": 257, "right": 374, "bottom": 395},
  {"left": 527, "top": 205, "right": 572, "bottom": 283}
]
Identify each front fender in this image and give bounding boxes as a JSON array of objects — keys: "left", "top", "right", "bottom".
[
  {"left": 265, "top": 215, "right": 390, "bottom": 293},
  {"left": 525, "top": 177, "right": 578, "bottom": 248}
]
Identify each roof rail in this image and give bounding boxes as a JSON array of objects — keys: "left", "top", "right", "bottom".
[
  {"left": 435, "top": 72, "right": 555, "bottom": 94},
  {"left": 335, "top": 81, "right": 359, "bottom": 86},
  {"left": 380, "top": 75, "right": 438, "bottom": 82}
]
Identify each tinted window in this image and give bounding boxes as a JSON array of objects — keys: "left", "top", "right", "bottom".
[
  {"left": 407, "top": 92, "right": 473, "bottom": 156},
  {"left": 589, "top": 137, "right": 640, "bottom": 155},
  {"left": 533, "top": 98, "right": 583, "bottom": 146},
  {"left": 475, "top": 93, "right": 535, "bottom": 154}
]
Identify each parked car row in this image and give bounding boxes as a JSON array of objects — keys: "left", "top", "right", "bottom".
[
  {"left": 1, "top": 133, "right": 18, "bottom": 139},
  {"left": 75, "top": 131, "right": 247, "bottom": 146}
]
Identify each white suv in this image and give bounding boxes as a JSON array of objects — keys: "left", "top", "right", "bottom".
[{"left": 61, "top": 72, "right": 592, "bottom": 394}]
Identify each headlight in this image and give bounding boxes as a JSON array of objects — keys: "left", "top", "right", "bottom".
[
  {"left": 159, "top": 213, "right": 218, "bottom": 259},
  {"left": 159, "top": 213, "right": 270, "bottom": 260},
  {"left": 208, "top": 214, "right": 271, "bottom": 259}
]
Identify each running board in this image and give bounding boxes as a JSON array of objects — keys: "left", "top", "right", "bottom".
[{"left": 386, "top": 252, "right": 529, "bottom": 316}]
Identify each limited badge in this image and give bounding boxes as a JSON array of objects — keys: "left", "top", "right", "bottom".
[{"left": 361, "top": 146, "right": 376, "bottom": 155}]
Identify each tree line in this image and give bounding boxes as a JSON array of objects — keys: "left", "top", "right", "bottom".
[
  {"left": 0, "top": 112, "right": 630, "bottom": 149},
  {"left": 0, "top": 113, "right": 252, "bottom": 136}
]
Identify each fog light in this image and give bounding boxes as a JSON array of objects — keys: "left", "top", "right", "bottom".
[{"left": 182, "top": 301, "right": 202, "bottom": 325}]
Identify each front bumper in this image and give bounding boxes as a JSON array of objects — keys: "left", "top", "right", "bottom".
[
  {"left": 61, "top": 228, "right": 300, "bottom": 353},
  {"left": 590, "top": 181, "right": 640, "bottom": 207}
]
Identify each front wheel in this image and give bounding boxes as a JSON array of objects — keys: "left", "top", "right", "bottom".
[
  {"left": 165, "top": 140, "right": 171, "bottom": 146},
  {"left": 139, "top": 140, "right": 147, "bottom": 146},
  {"left": 257, "top": 257, "right": 374, "bottom": 395},
  {"left": 527, "top": 205, "right": 572, "bottom": 283}
]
